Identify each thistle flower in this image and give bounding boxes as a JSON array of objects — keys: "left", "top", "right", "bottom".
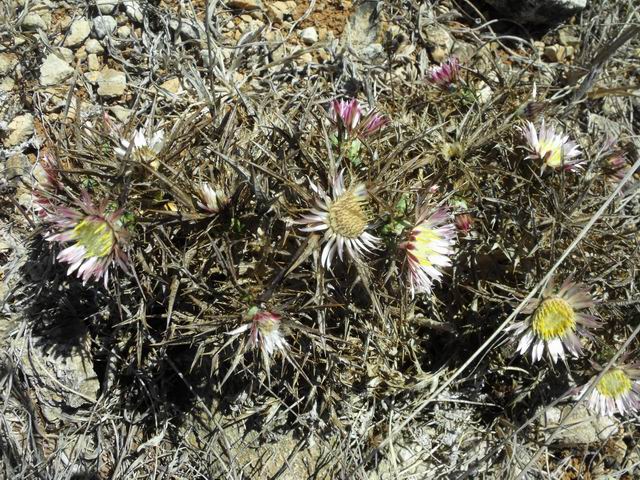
[
  {"left": 600, "top": 146, "right": 635, "bottom": 187},
  {"left": 45, "top": 192, "right": 129, "bottom": 287},
  {"left": 454, "top": 213, "right": 474, "bottom": 235},
  {"left": 228, "top": 310, "right": 288, "bottom": 366},
  {"left": 196, "top": 182, "right": 229, "bottom": 213},
  {"left": 427, "top": 57, "right": 460, "bottom": 89},
  {"left": 114, "top": 127, "right": 165, "bottom": 167},
  {"left": 297, "top": 170, "right": 379, "bottom": 269},
  {"left": 580, "top": 363, "right": 640, "bottom": 417},
  {"left": 522, "top": 120, "right": 583, "bottom": 171},
  {"left": 330, "top": 98, "right": 389, "bottom": 138},
  {"left": 511, "top": 278, "right": 599, "bottom": 363},
  {"left": 400, "top": 207, "right": 456, "bottom": 296}
]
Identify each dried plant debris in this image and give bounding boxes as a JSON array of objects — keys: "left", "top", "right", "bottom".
[{"left": 1, "top": 0, "right": 640, "bottom": 478}]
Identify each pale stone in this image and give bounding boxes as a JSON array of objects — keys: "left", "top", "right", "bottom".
[
  {"left": 0, "top": 53, "right": 18, "bottom": 76},
  {"left": 87, "top": 53, "right": 101, "bottom": 71},
  {"left": 123, "top": 0, "right": 143, "bottom": 22},
  {"left": 4, "top": 114, "right": 34, "bottom": 147},
  {"left": 300, "top": 27, "right": 318, "bottom": 45},
  {"left": 85, "top": 38, "right": 104, "bottom": 54},
  {"left": 92, "top": 15, "right": 117, "bottom": 39},
  {"left": 22, "top": 13, "right": 47, "bottom": 30},
  {"left": 96, "top": 0, "right": 119, "bottom": 14},
  {"left": 117, "top": 25, "right": 131, "bottom": 37},
  {"left": 425, "top": 25, "right": 453, "bottom": 63},
  {"left": 541, "top": 404, "right": 618, "bottom": 446},
  {"left": 544, "top": 44, "right": 567, "bottom": 62},
  {"left": 64, "top": 18, "right": 91, "bottom": 47},
  {"left": 159, "top": 77, "right": 181, "bottom": 95},
  {"left": 110, "top": 105, "right": 132, "bottom": 122},
  {"left": 0, "top": 77, "right": 15, "bottom": 93},
  {"left": 97, "top": 67, "right": 126, "bottom": 97},
  {"left": 228, "top": 0, "right": 261, "bottom": 9},
  {"left": 40, "top": 53, "right": 74, "bottom": 86}
]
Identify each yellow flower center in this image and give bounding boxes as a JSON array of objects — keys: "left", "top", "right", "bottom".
[
  {"left": 73, "top": 218, "right": 115, "bottom": 259},
  {"left": 538, "top": 140, "right": 563, "bottom": 167},
  {"left": 257, "top": 317, "right": 279, "bottom": 335},
  {"left": 328, "top": 191, "right": 368, "bottom": 238},
  {"left": 531, "top": 297, "right": 576, "bottom": 341},
  {"left": 411, "top": 228, "right": 441, "bottom": 267},
  {"left": 596, "top": 370, "right": 632, "bottom": 399}
]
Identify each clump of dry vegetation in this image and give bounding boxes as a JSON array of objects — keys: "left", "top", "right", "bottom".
[{"left": 1, "top": 0, "right": 639, "bottom": 478}]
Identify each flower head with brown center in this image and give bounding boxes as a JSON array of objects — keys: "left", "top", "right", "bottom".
[
  {"left": 297, "top": 170, "right": 379, "bottom": 269},
  {"left": 45, "top": 192, "right": 130, "bottom": 287},
  {"left": 512, "top": 278, "right": 599, "bottom": 363},
  {"left": 579, "top": 362, "right": 640, "bottom": 417}
]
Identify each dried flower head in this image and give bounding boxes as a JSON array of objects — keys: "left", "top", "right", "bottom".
[
  {"left": 580, "top": 362, "right": 640, "bottom": 417},
  {"left": 454, "top": 213, "right": 474, "bottom": 235},
  {"left": 330, "top": 98, "right": 389, "bottom": 138},
  {"left": 297, "top": 170, "right": 379, "bottom": 269},
  {"left": 602, "top": 147, "right": 633, "bottom": 185},
  {"left": 427, "top": 57, "right": 460, "bottom": 89},
  {"left": 511, "top": 278, "right": 599, "bottom": 363},
  {"left": 522, "top": 120, "right": 583, "bottom": 171},
  {"left": 114, "top": 127, "right": 165, "bottom": 167},
  {"left": 45, "top": 192, "right": 129, "bottom": 286},
  {"left": 228, "top": 310, "right": 288, "bottom": 367},
  {"left": 401, "top": 207, "right": 456, "bottom": 296},
  {"left": 196, "top": 182, "right": 229, "bottom": 214}
]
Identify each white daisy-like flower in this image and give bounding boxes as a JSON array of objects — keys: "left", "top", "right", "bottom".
[
  {"left": 228, "top": 310, "right": 288, "bottom": 367},
  {"left": 400, "top": 207, "right": 456, "bottom": 296},
  {"left": 44, "top": 191, "right": 130, "bottom": 287},
  {"left": 511, "top": 278, "right": 599, "bottom": 363},
  {"left": 521, "top": 120, "right": 583, "bottom": 171},
  {"left": 297, "top": 170, "right": 379, "bottom": 269},
  {"left": 114, "top": 127, "right": 165, "bottom": 168},
  {"left": 579, "top": 364, "right": 640, "bottom": 417},
  {"left": 196, "top": 182, "right": 229, "bottom": 213}
]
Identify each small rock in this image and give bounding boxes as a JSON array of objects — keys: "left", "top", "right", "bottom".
[
  {"left": 96, "top": 0, "right": 119, "bottom": 14},
  {"left": 483, "top": 0, "right": 587, "bottom": 25},
  {"left": 544, "top": 44, "right": 566, "bottom": 62},
  {"left": 0, "top": 53, "right": 18, "bottom": 76},
  {"left": 298, "top": 52, "right": 313, "bottom": 64},
  {"left": 84, "top": 71, "right": 100, "bottom": 83},
  {"left": 117, "top": 25, "right": 131, "bottom": 37},
  {"left": 159, "top": 77, "right": 181, "bottom": 95},
  {"left": 123, "top": 0, "right": 143, "bottom": 22},
  {"left": 559, "top": 28, "right": 581, "bottom": 47},
  {"left": 541, "top": 404, "right": 619, "bottom": 446},
  {"left": 84, "top": 38, "right": 104, "bottom": 54},
  {"left": 424, "top": 25, "right": 453, "bottom": 63},
  {"left": 92, "top": 15, "right": 117, "bottom": 39},
  {"left": 64, "top": 18, "right": 91, "bottom": 47},
  {"left": 5, "top": 153, "right": 30, "bottom": 184},
  {"left": 40, "top": 53, "right": 74, "bottom": 86},
  {"left": 110, "top": 105, "right": 132, "bottom": 122},
  {"left": 300, "top": 27, "right": 318, "bottom": 45},
  {"left": 97, "top": 67, "right": 126, "bottom": 97},
  {"left": 22, "top": 12, "right": 47, "bottom": 30},
  {"left": 169, "top": 18, "right": 201, "bottom": 40},
  {"left": 75, "top": 46, "right": 88, "bottom": 61},
  {"left": 360, "top": 43, "right": 385, "bottom": 63},
  {"left": 4, "top": 114, "right": 34, "bottom": 147},
  {"left": 0, "top": 77, "right": 15, "bottom": 93},
  {"left": 228, "top": 0, "right": 262, "bottom": 9},
  {"left": 87, "top": 53, "right": 101, "bottom": 71}
]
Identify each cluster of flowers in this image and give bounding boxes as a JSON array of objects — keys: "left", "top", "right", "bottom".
[{"left": 32, "top": 63, "right": 637, "bottom": 416}]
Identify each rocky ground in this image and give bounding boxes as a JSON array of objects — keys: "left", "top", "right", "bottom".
[{"left": 1, "top": 0, "right": 639, "bottom": 479}]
